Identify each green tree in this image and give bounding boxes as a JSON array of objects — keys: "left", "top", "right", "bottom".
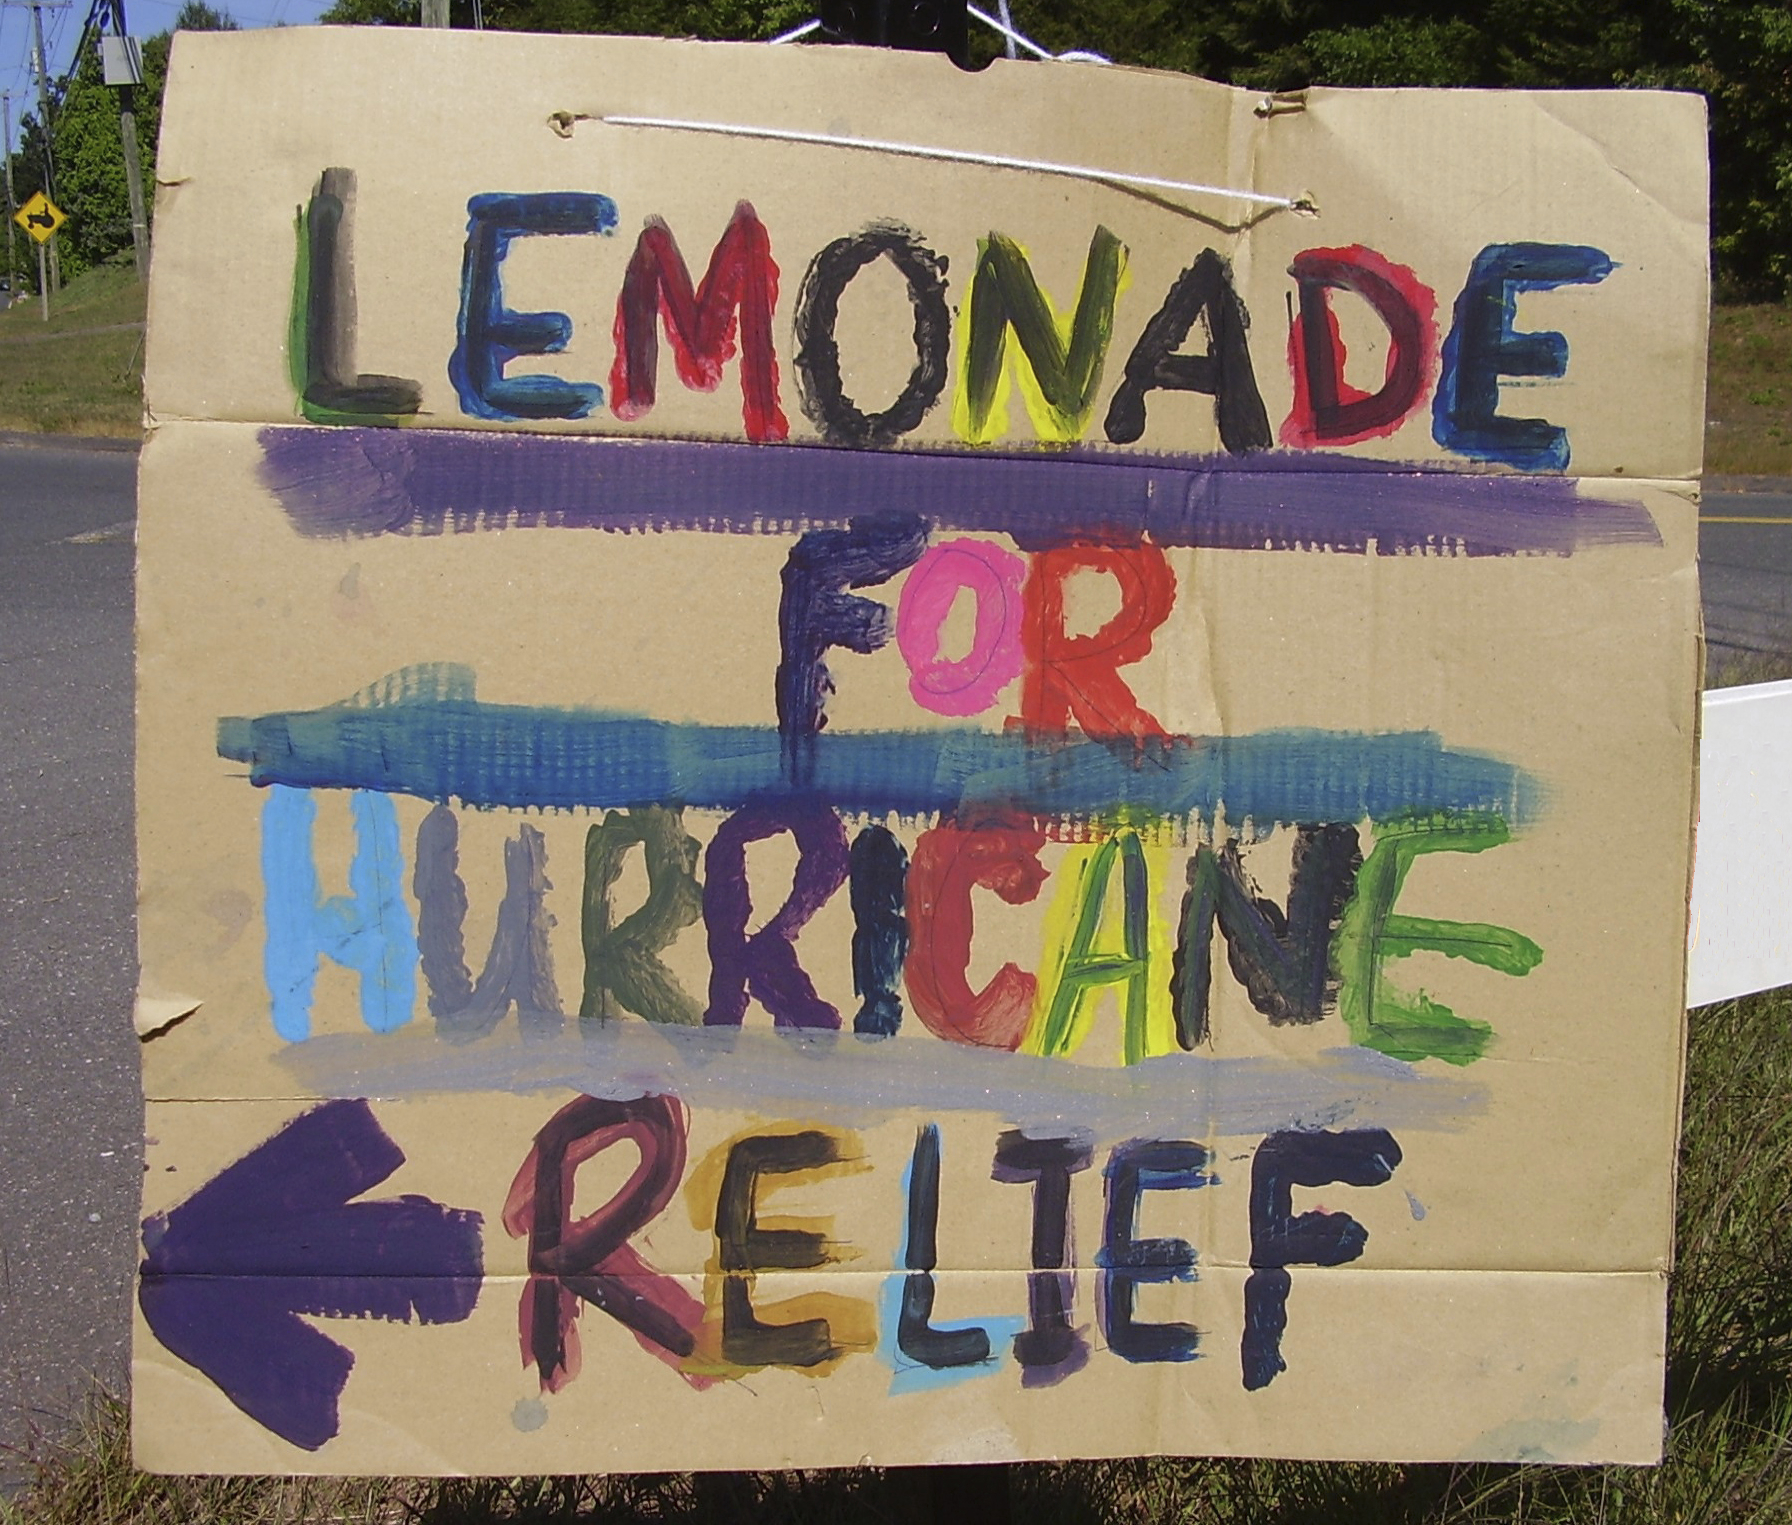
[
  {"left": 1025, "top": 0, "right": 1782, "bottom": 297},
  {"left": 3, "top": 2, "right": 234, "bottom": 285},
  {"left": 174, "top": 0, "right": 239, "bottom": 27},
  {"left": 1646, "top": 0, "right": 1792, "bottom": 298},
  {"left": 11, "top": 0, "right": 1788, "bottom": 299},
  {"left": 320, "top": 0, "right": 809, "bottom": 40},
  {"left": 41, "top": 34, "right": 167, "bottom": 277}
]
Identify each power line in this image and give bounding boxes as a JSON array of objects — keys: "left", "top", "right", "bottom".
[{"left": 3, "top": 16, "right": 42, "bottom": 123}]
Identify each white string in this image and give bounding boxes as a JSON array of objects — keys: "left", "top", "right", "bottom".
[
  {"left": 965, "top": 3, "right": 1051, "bottom": 59},
  {"left": 768, "top": 7, "right": 1110, "bottom": 63},
  {"left": 964, "top": 4, "right": 1108, "bottom": 63},
  {"left": 601, "top": 113, "right": 1301, "bottom": 208},
  {"left": 767, "top": 18, "right": 821, "bottom": 43}
]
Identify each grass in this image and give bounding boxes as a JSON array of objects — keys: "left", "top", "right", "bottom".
[
  {"left": 1705, "top": 304, "right": 1792, "bottom": 477},
  {"left": 0, "top": 257, "right": 145, "bottom": 437},
  {"left": 1708, "top": 646, "right": 1792, "bottom": 689},
  {"left": 6, "top": 985, "right": 1792, "bottom": 1524}
]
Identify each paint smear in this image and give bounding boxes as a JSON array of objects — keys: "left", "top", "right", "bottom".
[
  {"left": 256, "top": 426, "right": 1662, "bottom": 558},
  {"left": 276, "top": 1022, "right": 1488, "bottom": 1139},
  {"left": 217, "top": 671, "right": 1540, "bottom": 827}
]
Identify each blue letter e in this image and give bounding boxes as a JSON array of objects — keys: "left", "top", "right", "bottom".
[
  {"left": 1433, "top": 243, "right": 1613, "bottom": 472},
  {"left": 449, "top": 192, "right": 618, "bottom": 421}
]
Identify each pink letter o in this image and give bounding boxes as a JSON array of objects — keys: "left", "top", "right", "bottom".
[{"left": 896, "top": 538, "right": 1027, "bottom": 716}]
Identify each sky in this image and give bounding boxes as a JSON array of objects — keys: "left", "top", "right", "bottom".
[{"left": 0, "top": 0, "right": 337, "bottom": 158}]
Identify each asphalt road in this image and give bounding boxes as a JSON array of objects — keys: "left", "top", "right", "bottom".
[
  {"left": 0, "top": 441, "right": 1784, "bottom": 1482},
  {"left": 0, "top": 437, "right": 139, "bottom": 1479},
  {"left": 1698, "top": 487, "right": 1792, "bottom": 669}
]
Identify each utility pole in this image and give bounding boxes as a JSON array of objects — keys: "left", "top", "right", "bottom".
[
  {"left": 28, "top": 0, "right": 61, "bottom": 291},
  {"left": 104, "top": 0, "right": 150, "bottom": 279},
  {"left": 1, "top": 93, "right": 17, "bottom": 302},
  {"left": 421, "top": 0, "right": 447, "bottom": 27}
]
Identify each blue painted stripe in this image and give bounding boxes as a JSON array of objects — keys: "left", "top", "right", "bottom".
[{"left": 219, "top": 697, "right": 1538, "bottom": 827}]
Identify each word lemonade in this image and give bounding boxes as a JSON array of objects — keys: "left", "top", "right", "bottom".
[
  {"left": 136, "top": 30, "right": 1703, "bottom": 1472},
  {"left": 324, "top": 166, "right": 1612, "bottom": 468}
]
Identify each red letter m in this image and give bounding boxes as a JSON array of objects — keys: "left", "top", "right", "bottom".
[{"left": 610, "top": 202, "right": 787, "bottom": 442}]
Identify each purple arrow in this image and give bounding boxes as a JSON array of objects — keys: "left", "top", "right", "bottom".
[{"left": 139, "top": 1098, "right": 484, "bottom": 1451}]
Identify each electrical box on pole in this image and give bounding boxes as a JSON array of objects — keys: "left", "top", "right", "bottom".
[{"left": 101, "top": 33, "right": 141, "bottom": 84}]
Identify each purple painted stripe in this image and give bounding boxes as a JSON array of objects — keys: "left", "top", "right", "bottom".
[{"left": 256, "top": 426, "right": 1662, "bottom": 557}]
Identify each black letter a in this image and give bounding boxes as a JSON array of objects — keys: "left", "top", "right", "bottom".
[{"left": 1104, "top": 248, "right": 1269, "bottom": 452}]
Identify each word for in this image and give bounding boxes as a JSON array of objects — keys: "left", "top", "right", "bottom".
[
  {"left": 297, "top": 171, "right": 1612, "bottom": 471},
  {"left": 785, "top": 527, "right": 1177, "bottom": 748},
  {"left": 506, "top": 1092, "right": 1405, "bottom": 1394}
]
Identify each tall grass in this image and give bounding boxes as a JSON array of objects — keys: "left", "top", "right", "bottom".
[
  {"left": 1706, "top": 304, "right": 1792, "bottom": 477},
  {"left": 1707, "top": 647, "right": 1792, "bottom": 690},
  {"left": 6, "top": 988, "right": 1791, "bottom": 1524},
  {"left": 0, "top": 259, "right": 145, "bottom": 436}
]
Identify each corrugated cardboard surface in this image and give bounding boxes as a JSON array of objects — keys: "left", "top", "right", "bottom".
[{"left": 134, "top": 29, "right": 1703, "bottom": 1471}]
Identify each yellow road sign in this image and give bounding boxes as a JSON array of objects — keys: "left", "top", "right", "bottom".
[{"left": 14, "top": 191, "right": 66, "bottom": 244}]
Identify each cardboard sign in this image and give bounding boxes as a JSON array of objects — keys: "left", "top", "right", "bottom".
[{"left": 134, "top": 29, "right": 1707, "bottom": 1472}]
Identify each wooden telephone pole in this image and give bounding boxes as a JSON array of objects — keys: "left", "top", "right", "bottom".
[
  {"left": 1, "top": 92, "right": 18, "bottom": 299},
  {"left": 100, "top": 0, "right": 151, "bottom": 279},
  {"left": 26, "top": 0, "right": 67, "bottom": 291}
]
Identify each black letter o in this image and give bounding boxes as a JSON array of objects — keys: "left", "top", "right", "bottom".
[{"left": 794, "top": 225, "right": 950, "bottom": 448}]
